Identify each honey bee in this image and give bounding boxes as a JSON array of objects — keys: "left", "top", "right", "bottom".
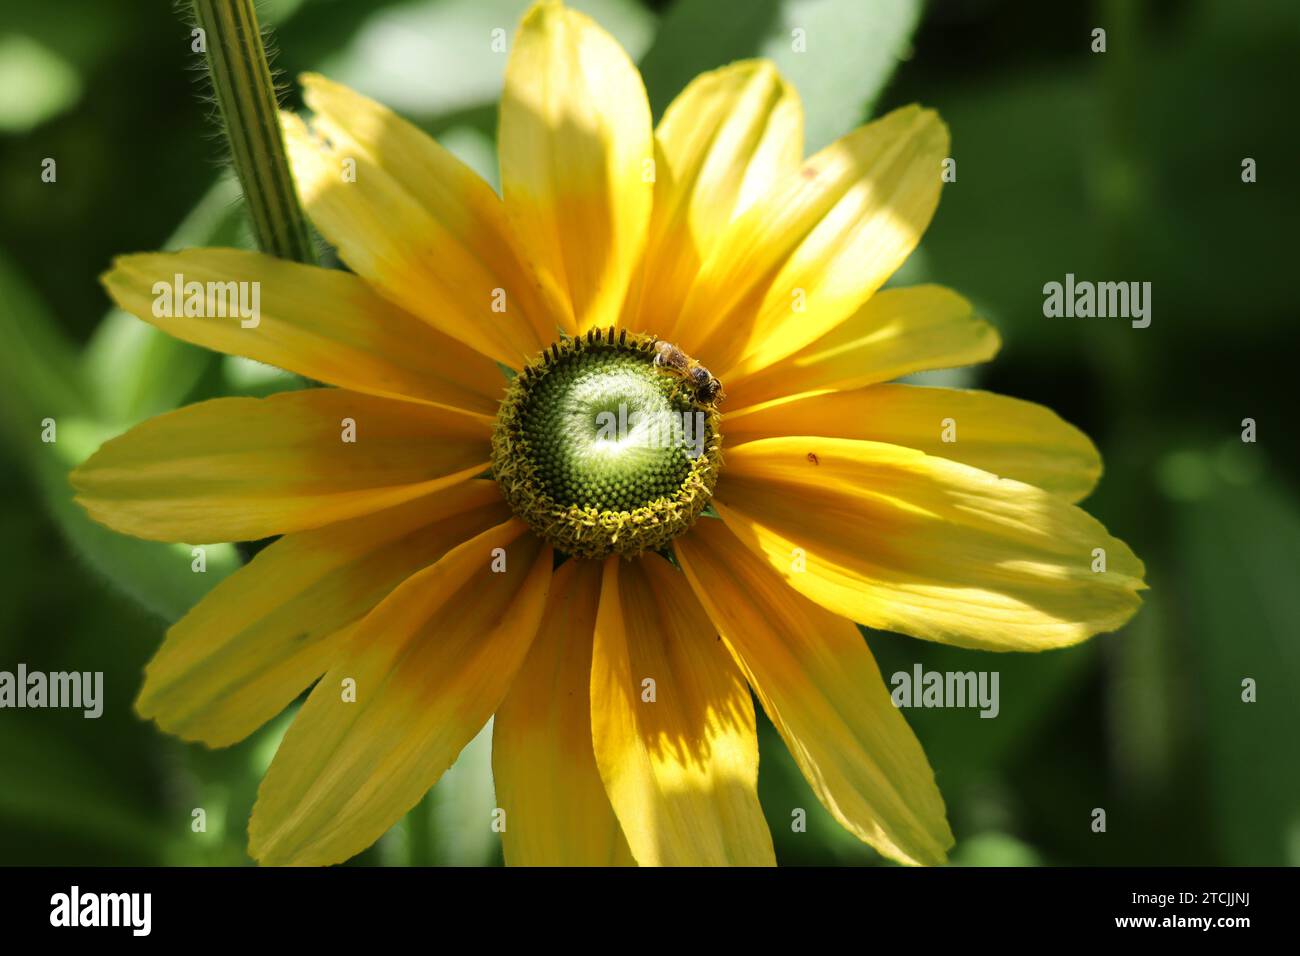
[{"left": 653, "top": 340, "right": 725, "bottom": 405}]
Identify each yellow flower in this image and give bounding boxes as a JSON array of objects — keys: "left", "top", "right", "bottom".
[{"left": 73, "top": 0, "right": 1145, "bottom": 867}]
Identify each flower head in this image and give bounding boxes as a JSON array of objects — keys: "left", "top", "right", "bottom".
[{"left": 74, "top": 0, "right": 1145, "bottom": 866}]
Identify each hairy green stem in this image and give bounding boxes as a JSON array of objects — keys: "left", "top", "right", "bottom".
[{"left": 191, "top": 0, "right": 315, "bottom": 264}]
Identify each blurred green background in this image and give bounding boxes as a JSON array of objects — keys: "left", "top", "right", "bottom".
[{"left": 1, "top": 0, "right": 1297, "bottom": 866}]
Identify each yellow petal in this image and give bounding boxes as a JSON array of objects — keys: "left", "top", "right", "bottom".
[
  {"left": 676, "top": 518, "right": 952, "bottom": 866},
  {"left": 493, "top": 559, "right": 636, "bottom": 866},
  {"left": 725, "top": 384, "right": 1101, "bottom": 502},
  {"left": 590, "top": 553, "right": 775, "bottom": 866},
  {"left": 71, "top": 389, "right": 490, "bottom": 543},
  {"left": 298, "top": 73, "right": 574, "bottom": 343},
  {"left": 624, "top": 60, "right": 802, "bottom": 336},
  {"left": 281, "top": 99, "right": 557, "bottom": 370},
  {"left": 500, "top": 1, "right": 652, "bottom": 335},
  {"left": 249, "top": 519, "right": 552, "bottom": 866},
  {"left": 724, "top": 285, "right": 998, "bottom": 409},
  {"left": 715, "top": 437, "right": 1146, "bottom": 651},
  {"left": 137, "top": 481, "right": 511, "bottom": 747},
  {"left": 678, "top": 106, "right": 949, "bottom": 378},
  {"left": 103, "top": 248, "right": 506, "bottom": 416}
]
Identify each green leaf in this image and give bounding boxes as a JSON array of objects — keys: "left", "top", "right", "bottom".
[
  {"left": 317, "top": 0, "right": 654, "bottom": 121},
  {"left": 1176, "top": 460, "right": 1300, "bottom": 865},
  {"left": 83, "top": 310, "right": 213, "bottom": 425},
  {"left": 45, "top": 445, "right": 242, "bottom": 623},
  {"left": 640, "top": 0, "right": 922, "bottom": 149},
  {"left": 898, "top": 68, "right": 1103, "bottom": 351},
  {"left": 758, "top": 0, "right": 922, "bottom": 151},
  {"left": 83, "top": 172, "right": 249, "bottom": 425},
  {"left": 48, "top": 173, "right": 270, "bottom": 619},
  {"left": 0, "top": 251, "right": 239, "bottom": 623},
  {"left": 863, "top": 626, "right": 1095, "bottom": 787},
  {"left": 407, "top": 719, "right": 501, "bottom": 866},
  {"left": 902, "top": 0, "right": 1300, "bottom": 345},
  {"left": 0, "top": 253, "right": 89, "bottom": 432},
  {"left": 0, "top": 719, "right": 172, "bottom": 860}
]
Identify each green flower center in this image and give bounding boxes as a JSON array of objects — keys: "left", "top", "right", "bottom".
[{"left": 491, "top": 328, "right": 722, "bottom": 559}]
